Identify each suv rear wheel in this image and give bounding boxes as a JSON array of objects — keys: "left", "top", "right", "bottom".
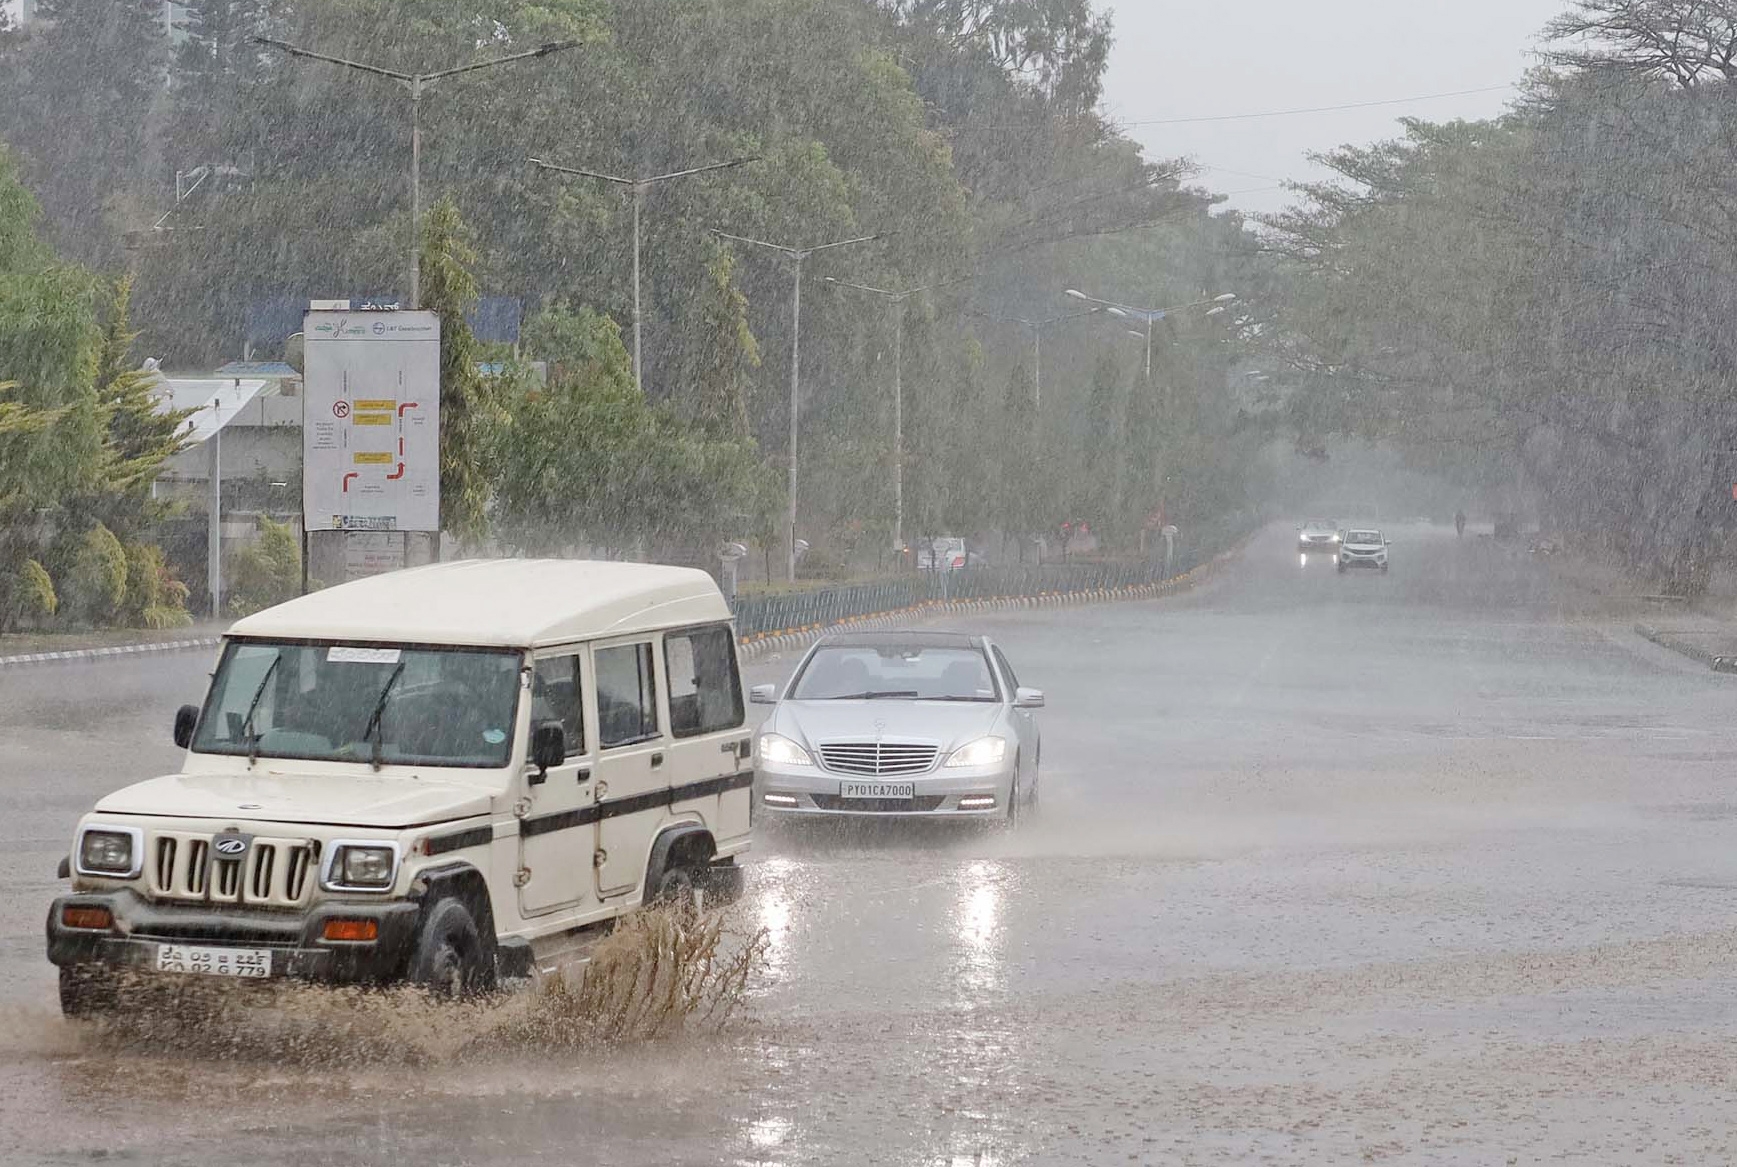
[{"left": 408, "top": 898, "right": 494, "bottom": 999}]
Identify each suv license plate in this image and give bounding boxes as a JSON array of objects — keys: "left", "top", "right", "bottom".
[
  {"left": 155, "top": 943, "right": 273, "bottom": 979},
  {"left": 840, "top": 781, "right": 915, "bottom": 799}
]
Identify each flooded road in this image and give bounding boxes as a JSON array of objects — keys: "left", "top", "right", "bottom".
[{"left": 7, "top": 525, "right": 1737, "bottom": 1164}]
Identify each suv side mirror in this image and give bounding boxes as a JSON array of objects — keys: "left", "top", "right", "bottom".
[
  {"left": 530, "top": 722, "right": 565, "bottom": 783},
  {"left": 173, "top": 704, "right": 199, "bottom": 749},
  {"left": 1014, "top": 687, "right": 1046, "bottom": 709},
  {"left": 749, "top": 684, "right": 778, "bottom": 705}
]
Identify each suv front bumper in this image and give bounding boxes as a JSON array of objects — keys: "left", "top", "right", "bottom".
[{"left": 47, "top": 889, "right": 422, "bottom": 984}]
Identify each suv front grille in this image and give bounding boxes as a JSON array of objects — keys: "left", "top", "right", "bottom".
[
  {"left": 147, "top": 832, "right": 318, "bottom": 908},
  {"left": 817, "top": 741, "right": 939, "bottom": 776}
]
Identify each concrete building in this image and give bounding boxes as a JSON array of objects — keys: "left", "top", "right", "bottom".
[{"left": 153, "top": 364, "right": 303, "bottom": 612}]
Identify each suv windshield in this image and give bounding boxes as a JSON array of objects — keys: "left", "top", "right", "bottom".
[
  {"left": 1346, "top": 532, "right": 1382, "bottom": 545},
  {"left": 191, "top": 640, "right": 524, "bottom": 768},
  {"left": 791, "top": 645, "right": 1000, "bottom": 702}
]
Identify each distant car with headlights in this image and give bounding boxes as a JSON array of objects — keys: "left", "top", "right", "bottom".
[
  {"left": 46, "top": 560, "right": 753, "bottom": 1016},
  {"left": 1297, "top": 519, "right": 1341, "bottom": 552},
  {"left": 752, "top": 631, "right": 1042, "bottom": 825},
  {"left": 1337, "top": 529, "right": 1389, "bottom": 572}
]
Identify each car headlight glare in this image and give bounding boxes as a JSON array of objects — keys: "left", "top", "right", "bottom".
[
  {"left": 759, "top": 733, "right": 813, "bottom": 767},
  {"left": 78, "top": 828, "right": 137, "bottom": 876},
  {"left": 328, "top": 844, "right": 396, "bottom": 890},
  {"left": 946, "top": 735, "right": 1008, "bottom": 768}
]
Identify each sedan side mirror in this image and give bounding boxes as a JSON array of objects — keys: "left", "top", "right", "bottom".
[
  {"left": 530, "top": 722, "right": 565, "bottom": 783},
  {"left": 173, "top": 704, "right": 199, "bottom": 749},
  {"left": 749, "top": 684, "right": 778, "bottom": 705},
  {"left": 1014, "top": 687, "right": 1046, "bottom": 709}
]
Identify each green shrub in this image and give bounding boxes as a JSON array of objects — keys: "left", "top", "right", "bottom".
[
  {"left": 119, "top": 541, "right": 190, "bottom": 628},
  {"left": 14, "top": 558, "right": 56, "bottom": 622},
  {"left": 59, "top": 523, "right": 128, "bottom": 626},
  {"left": 226, "top": 518, "right": 301, "bottom": 616}
]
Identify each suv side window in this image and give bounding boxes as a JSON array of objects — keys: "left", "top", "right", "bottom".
[
  {"left": 665, "top": 625, "right": 744, "bottom": 738},
  {"left": 992, "top": 645, "right": 1020, "bottom": 692},
  {"left": 595, "top": 642, "right": 659, "bottom": 748},
  {"left": 531, "top": 654, "right": 585, "bottom": 757}
]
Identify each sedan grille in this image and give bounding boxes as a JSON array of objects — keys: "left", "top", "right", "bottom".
[
  {"left": 811, "top": 795, "right": 947, "bottom": 813},
  {"left": 817, "top": 741, "right": 939, "bottom": 776},
  {"left": 147, "top": 832, "right": 317, "bottom": 909}
]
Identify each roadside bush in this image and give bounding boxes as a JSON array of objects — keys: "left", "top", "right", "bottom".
[
  {"left": 226, "top": 517, "right": 300, "bottom": 616},
  {"left": 10, "top": 558, "right": 56, "bottom": 625},
  {"left": 120, "top": 541, "right": 191, "bottom": 629},
  {"left": 57, "top": 523, "right": 128, "bottom": 626}
]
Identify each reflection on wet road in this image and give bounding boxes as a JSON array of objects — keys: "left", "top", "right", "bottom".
[{"left": 8, "top": 524, "right": 1737, "bottom": 1163}]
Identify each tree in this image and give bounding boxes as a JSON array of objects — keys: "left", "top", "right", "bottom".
[
  {"left": 1543, "top": 0, "right": 1737, "bottom": 86},
  {"left": 420, "top": 197, "right": 498, "bottom": 543},
  {"left": 684, "top": 244, "right": 759, "bottom": 439},
  {"left": 493, "top": 304, "right": 776, "bottom": 559}
]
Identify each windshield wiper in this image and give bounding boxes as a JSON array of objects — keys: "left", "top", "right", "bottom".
[
  {"left": 241, "top": 656, "right": 282, "bottom": 764},
  {"left": 360, "top": 660, "right": 407, "bottom": 771},
  {"left": 829, "top": 690, "right": 920, "bottom": 700}
]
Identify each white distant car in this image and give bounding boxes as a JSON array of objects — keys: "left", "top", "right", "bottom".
[
  {"left": 1297, "top": 519, "right": 1341, "bottom": 553},
  {"left": 1337, "top": 529, "right": 1389, "bottom": 572}
]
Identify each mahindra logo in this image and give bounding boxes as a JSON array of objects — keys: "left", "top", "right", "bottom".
[{"left": 213, "top": 835, "right": 248, "bottom": 856}]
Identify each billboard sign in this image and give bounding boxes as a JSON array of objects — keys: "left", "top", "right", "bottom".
[{"left": 302, "top": 310, "right": 440, "bottom": 532}]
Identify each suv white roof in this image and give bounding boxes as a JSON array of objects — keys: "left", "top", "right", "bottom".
[{"left": 229, "top": 559, "right": 731, "bottom": 648}]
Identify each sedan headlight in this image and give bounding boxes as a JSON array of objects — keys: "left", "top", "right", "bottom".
[
  {"left": 77, "top": 826, "right": 141, "bottom": 877},
  {"left": 945, "top": 735, "right": 1008, "bottom": 768},
  {"left": 759, "top": 733, "right": 814, "bottom": 767},
  {"left": 323, "top": 843, "right": 398, "bottom": 891}
]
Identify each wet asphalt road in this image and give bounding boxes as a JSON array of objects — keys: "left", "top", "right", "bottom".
[{"left": 7, "top": 524, "right": 1737, "bottom": 1164}]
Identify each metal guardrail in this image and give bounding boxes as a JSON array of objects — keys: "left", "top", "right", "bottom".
[{"left": 730, "top": 544, "right": 1217, "bottom": 639}]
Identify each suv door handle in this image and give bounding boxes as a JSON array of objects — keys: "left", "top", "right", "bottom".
[{"left": 650, "top": 752, "right": 665, "bottom": 769}]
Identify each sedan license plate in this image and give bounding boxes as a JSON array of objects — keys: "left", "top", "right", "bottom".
[
  {"left": 155, "top": 943, "right": 273, "bottom": 979},
  {"left": 840, "top": 781, "right": 915, "bottom": 799}
]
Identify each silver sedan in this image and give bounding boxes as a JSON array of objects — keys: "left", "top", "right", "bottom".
[{"left": 752, "top": 631, "right": 1043, "bottom": 825}]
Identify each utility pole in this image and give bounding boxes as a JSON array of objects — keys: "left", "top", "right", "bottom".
[
  {"left": 255, "top": 37, "right": 579, "bottom": 309},
  {"left": 823, "top": 277, "right": 949, "bottom": 565},
  {"left": 712, "top": 229, "right": 879, "bottom": 581},
  {"left": 528, "top": 156, "right": 758, "bottom": 394}
]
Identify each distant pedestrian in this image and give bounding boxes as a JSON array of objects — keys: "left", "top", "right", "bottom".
[{"left": 1454, "top": 510, "right": 1467, "bottom": 539}]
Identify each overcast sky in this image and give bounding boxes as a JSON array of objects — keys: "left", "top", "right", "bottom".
[{"left": 1101, "top": 0, "right": 1568, "bottom": 215}]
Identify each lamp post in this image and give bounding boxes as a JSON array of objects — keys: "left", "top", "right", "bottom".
[
  {"left": 528, "top": 156, "right": 758, "bottom": 393},
  {"left": 975, "top": 307, "right": 1107, "bottom": 410},
  {"left": 254, "top": 36, "right": 580, "bottom": 309},
  {"left": 1063, "top": 289, "right": 1237, "bottom": 386},
  {"left": 821, "top": 277, "right": 947, "bottom": 563},
  {"left": 711, "top": 229, "right": 880, "bottom": 582}
]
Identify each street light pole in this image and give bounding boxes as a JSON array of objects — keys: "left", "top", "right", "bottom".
[
  {"left": 712, "top": 229, "right": 879, "bottom": 581},
  {"left": 528, "top": 157, "right": 757, "bottom": 394},
  {"left": 255, "top": 36, "right": 579, "bottom": 309},
  {"left": 822, "top": 276, "right": 947, "bottom": 563},
  {"left": 972, "top": 307, "right": 1104, "bottom": 410}
]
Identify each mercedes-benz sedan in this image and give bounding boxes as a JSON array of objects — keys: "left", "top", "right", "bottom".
[{"left": 752, "top": 632, "right": 1043, "bottom": 825}]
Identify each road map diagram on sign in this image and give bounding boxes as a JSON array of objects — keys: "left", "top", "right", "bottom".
[{"left": 302, "top": 310, "right": 441, "bottom": 532}]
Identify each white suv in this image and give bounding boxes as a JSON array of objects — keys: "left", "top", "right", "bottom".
[
  {"left": 47, "top": 560, "right": 753, "bottom": 1014},
  {"left": 1337, "top": 529, "right": 1389, "bottom": 572}
]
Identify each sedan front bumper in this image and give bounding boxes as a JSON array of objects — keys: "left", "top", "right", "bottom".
[{"left": 756, "top": 762, "right": 1014, "bottom": 818}]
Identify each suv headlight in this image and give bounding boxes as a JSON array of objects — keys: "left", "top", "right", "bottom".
[
  {"left": 946, "top": 735, "right": 1008, "bottom": 768},
  {"left": 77, "top": 826, "right": 142, "bottom": 877},
  {"left": 323, "top": 843, "right": 398, "bottom": 891},
  {"left": 759, "top": 733, "right": 813, "bottom": 767}
]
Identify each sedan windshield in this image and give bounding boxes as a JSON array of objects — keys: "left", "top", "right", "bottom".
[
  {"left": 191, "top": 640, "right": 523, "bottom": 768},
  {"left": 791, "top": 645, "right": 1000, "bottom": 702}
]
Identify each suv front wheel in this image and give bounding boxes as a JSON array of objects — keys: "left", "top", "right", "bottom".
[{"left": 408, "top": 898, "right": 494, "bottom": 999}]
